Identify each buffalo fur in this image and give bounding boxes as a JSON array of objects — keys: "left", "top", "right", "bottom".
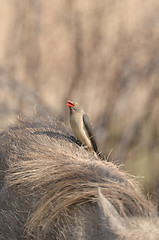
[{"left": 0, "top": 117, "right": 157, "bottom": 239}]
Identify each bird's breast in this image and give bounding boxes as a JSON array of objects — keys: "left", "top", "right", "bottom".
[{"left": 70, "top": 114, "right": 93, "bottom": 150}]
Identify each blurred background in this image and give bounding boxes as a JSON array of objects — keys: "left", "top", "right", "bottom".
[{"left": 0, "top": 0, "right": 158, "bottom": 204}]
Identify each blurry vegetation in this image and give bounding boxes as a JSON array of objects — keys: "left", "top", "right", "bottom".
[{"left": 0, "top": 0, "right": 158, "bottom": 203}]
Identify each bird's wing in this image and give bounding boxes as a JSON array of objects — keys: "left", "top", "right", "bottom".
[{"left": 83, "top": 114, "right": 99, "bottom": 153}]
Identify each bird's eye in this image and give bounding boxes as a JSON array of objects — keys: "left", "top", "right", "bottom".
[{"left": 75, "top": 102, "right": 78, "bottom": 106}]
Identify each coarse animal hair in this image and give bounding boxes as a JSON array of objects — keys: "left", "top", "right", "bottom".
[
  {"left": 0, "top": 117, "right": 157, "bottom": 239},
  {"left": 98, "top": 188, "right": 159, "bottom": 240}
]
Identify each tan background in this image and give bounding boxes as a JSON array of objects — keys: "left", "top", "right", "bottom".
[{"left": 0, "top": 0, "right": 159, "bottom": 203}]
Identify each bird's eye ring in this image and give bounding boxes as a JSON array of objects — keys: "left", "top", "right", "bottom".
[{"left": 75, "top": 102, "right": 78, "bottom": 106}]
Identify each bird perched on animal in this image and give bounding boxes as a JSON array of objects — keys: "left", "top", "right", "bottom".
[{"left": 67, "top": 100, "right": 100, "bottom": 156}]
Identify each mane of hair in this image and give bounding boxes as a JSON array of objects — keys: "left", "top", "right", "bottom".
[{"left": 0, "top": 117, "right": 156, "bottom": 238}]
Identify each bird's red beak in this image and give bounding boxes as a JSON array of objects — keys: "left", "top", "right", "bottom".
[{"left": 67, "top": 100, "right": 74, "bottom": 107}]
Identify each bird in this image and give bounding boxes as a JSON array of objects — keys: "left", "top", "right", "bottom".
[{"left": 67, "top": 100, "right": 100, "bottom": 155}]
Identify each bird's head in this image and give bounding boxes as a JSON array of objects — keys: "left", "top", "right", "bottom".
[{"left": 67, "top": 100, "right": 84, "bottom": 113}]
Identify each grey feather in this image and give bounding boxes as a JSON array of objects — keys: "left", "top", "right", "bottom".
[{"left": 83, "top": 114, "right": 99, "bottom": 153}]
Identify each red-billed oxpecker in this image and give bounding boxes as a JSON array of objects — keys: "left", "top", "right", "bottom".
[{"left": 67, "top": 100, "right": 100, "bottom": 156}]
